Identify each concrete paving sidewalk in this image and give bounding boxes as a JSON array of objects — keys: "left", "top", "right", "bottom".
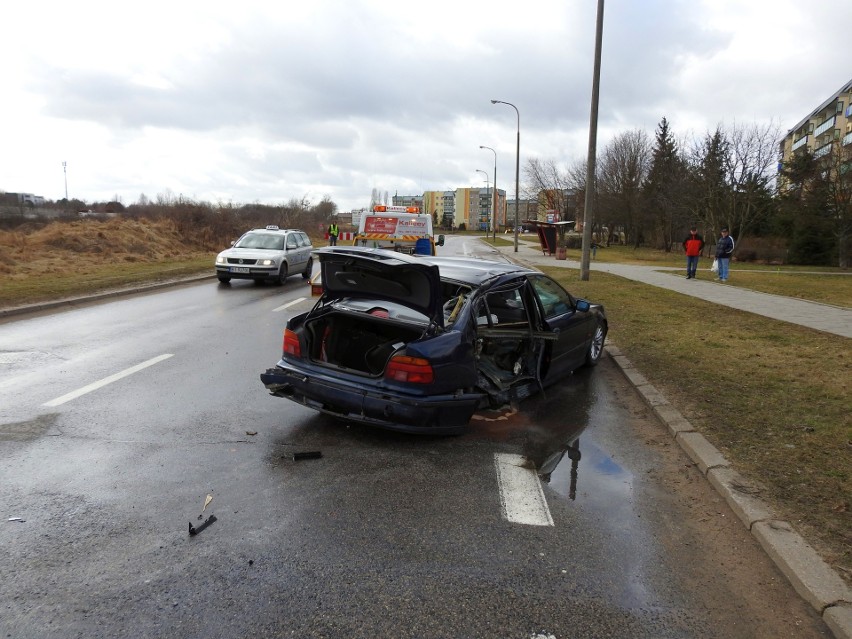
[
  {"left": 481, "top": 238, "right": 852, "bottom": 639},
  {"left": 488, "top": 240, "right": 852, "bottom": 338}
]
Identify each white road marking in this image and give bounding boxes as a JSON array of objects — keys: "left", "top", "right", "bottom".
[
  {"left": 42, "top": 354, "right": 174, "bottom": 407},
  {"left": 272, "top": 297, "right": 307, "bottom": 312},
  {"left": 494, "top": 453, "right": 554, "bottom": 526}
]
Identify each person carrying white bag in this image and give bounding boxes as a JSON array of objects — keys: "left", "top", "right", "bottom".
[{"left": 713, "top": 227, "right": 735, "bottom": 282}]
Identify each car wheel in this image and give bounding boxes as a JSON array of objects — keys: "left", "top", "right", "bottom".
[
  {"left": 584, "top": 321, "right": 606, "bottom": 367},
  {"left": 302, "top": 257, "right": 313, "bottom": 280},
  {"left": 217, "top": 276, "right": 231, "bottom": 283},
  {"left": 276, "top": 263, "right": 289, "bottom": 285}
]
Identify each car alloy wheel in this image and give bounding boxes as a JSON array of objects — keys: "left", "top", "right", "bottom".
[{"left": 585, "top": 323, "right": 606, "bottom": 367}]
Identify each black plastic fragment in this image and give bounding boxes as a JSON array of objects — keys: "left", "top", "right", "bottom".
[
  {"left": 293, "top": 451, "right": 322, "bottom": 461},
  {"left": 188, "top": 514, "right": 217, "bottom": 536}
]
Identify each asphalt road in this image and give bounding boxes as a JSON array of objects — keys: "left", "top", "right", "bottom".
[{"left": 0, "top": 246, "right": 831, "bottom": 638}]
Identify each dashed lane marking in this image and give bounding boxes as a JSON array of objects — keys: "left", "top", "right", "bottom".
[
  {"left": 272, "top": 297, "right": 308, "bottom": 312},
  {"left": 42, "top": 354, "right": 174, "bottom": 407},
  {"left": 494, "top": 453, "right": 554, "bottom": 526}
]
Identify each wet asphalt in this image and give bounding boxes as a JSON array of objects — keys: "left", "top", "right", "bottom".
[{"left": 0, "top": 238, "right": 832, "bottom": 638}]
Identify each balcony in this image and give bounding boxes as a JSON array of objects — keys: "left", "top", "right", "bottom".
[
  {"left": 843, "top": 131, "right": 852, "bottom": 147},
  {"left": 814, "top": 142, "right": 833, "bottom": 159},
  {"left": 814, "top": 116, "right": 836, "bottom": 137},
  {"left": 792, "top": 135, "right": 809, "bottom": 151}
]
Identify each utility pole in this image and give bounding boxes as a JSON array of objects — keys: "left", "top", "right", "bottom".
[{"left": 581, "top": 0, "right": 605, "bottom": 281}]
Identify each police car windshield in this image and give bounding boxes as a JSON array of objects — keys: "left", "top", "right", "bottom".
[{"left": 236, "top": 233, "right": 285, "bottom": 250}]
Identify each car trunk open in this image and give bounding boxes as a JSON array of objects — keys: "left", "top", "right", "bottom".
[{"left": 304, "top": 310, "right": 426, "bottom": 376}]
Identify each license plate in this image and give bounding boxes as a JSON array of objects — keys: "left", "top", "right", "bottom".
[{"left": 230, "top": 267, "right": 251, "bottom": 273}]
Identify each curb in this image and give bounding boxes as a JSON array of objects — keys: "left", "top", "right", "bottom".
[
  {"left": 605, "top": 343, "right": 852, "bottom": 638},
  {"left": 0, "top": 274, "right": 216, "bottom": 320}
]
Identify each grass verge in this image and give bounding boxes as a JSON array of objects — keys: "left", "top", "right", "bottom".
[
  {"left": 0, "top": 255, "right": 212, "bottom": 308},
  {"left": 546, "top": 267, "right": 851, "bottom": 581},
  {"left": 659, "top": 269, "right": 852, "bottom": 307}
]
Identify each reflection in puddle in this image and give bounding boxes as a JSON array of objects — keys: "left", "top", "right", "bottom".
[
  {"left": 471, "top": 368, "right": 658, "bottom": 608},
  {"left": 544, "top": 437, "right": 633, "bottom": 506}
]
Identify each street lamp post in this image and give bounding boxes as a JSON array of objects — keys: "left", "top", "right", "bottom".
[
  {"left": 62, "top": 161, "right": 68, "bottom": 201},
  {"left": 476, "top": 169, "right": 489, "bottom": 234},
  {"left": 479, "top": 145, "right": 497, "bottom": 241},
  {"left": 491, "top": 100, "right": 520, "bottom": 252}
]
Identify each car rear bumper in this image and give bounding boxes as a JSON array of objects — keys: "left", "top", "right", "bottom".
[{"left": 260, "top": 364, "right": 482, "bottom": 434}]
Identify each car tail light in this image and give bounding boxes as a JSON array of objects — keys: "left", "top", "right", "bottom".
[
  {"left": 385, "top": 356, "right": 434, "bottom": 384},
  {"left": 283, "top": 329, "right": 301, "bottom": 358}
]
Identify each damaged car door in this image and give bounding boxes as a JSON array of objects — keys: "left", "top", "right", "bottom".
[{"left": 473, "top": 279, "right": 556, "bottom": 404}]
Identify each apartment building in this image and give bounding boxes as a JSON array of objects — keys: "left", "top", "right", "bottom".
[
  {"left": 779, "top": 78, "right": 852, "bottom": 172},
  {"left": 391, "top": 193, "right": 424, "bottom": 210},
  {"left": 412, "top": 188, "right": 506, "bottom": 230}
]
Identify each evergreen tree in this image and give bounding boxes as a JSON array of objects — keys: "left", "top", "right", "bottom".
[
  {"left": 779, "top": 150, "right": 837, "bottom": 266},
  {"left": 643, "top": 117, "right": 686, "bottom": 251}
]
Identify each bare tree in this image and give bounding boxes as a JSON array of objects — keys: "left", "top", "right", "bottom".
[
  {"left": 597, "top": 129, "right": 652, "bottom": 246},
  {"left": 825, "top": 142, "right": 852, "bottom": 268},
  {"left": 523, "top": 158, "right": 573, "bottom": 221},
  {"left": 724, "top": 121, "right": 780, "bottom": 249}
]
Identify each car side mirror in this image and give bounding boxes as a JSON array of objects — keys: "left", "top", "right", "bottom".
[
  {"left": 437, "top": 235, "right": 445, "bottom": 246},
  {"left": 575, "top": 299, "right": 591, "bottom": 312}
]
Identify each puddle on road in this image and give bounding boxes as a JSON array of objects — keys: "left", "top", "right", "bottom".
[
  {"left": 468, "top": 369, "right": 635, "bottom": 508},
  {"left": 469, "top": 368, "right": 659, "bottom": 609}
]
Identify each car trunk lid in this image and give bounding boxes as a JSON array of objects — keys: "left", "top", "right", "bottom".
[{"left": 314, "top": 247, "right": 443, "bottom": 328}]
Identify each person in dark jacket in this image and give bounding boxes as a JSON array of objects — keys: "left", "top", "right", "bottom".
[
  {"left": 714, "top": 227, "right": 735, "bottom": 282},
  {"left": 682, "top": 227, "right": 704, "bottom": 279}
]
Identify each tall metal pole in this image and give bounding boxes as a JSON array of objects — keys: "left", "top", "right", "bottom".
[
  {"left": 491, "top": 100, "right": 520, "bottom": 252},
  {"left": 62, "top": 161, "right": 68, "bottom": 200},
  {"left": 580, "top": 0, "right": 605, "bottom": 281},
  {"left": 480, "top": 145, "right": 497, "bottom": 240}
]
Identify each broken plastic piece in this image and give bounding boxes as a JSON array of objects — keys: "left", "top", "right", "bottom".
[
  {"left": 293, "top": 451, "right": 322, "bottom": 461},
  {"left": 8, "top": 517, "right": 25, "bottom": 522},
  {"left": 189, "top": 514, "right": 217, "bottom": 536}
]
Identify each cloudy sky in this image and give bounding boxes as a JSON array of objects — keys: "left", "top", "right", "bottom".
[{"left": 2, "top": 0, "right": 850, "bottom": 212}]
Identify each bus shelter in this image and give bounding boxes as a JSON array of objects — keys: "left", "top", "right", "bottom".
[{"left": 525, "top": 220, "right": 576, "bottom": 256}]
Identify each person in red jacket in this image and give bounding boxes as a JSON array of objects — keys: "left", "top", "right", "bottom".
[{"left": 682, "top": 227, "right": 705, "bottom": 279}]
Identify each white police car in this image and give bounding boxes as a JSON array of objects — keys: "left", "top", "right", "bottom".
[{"left": 215, "top": 226, "right": 314, "bottom": 284}]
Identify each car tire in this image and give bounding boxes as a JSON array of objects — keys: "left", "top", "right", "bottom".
[
  {"left": 217, "top": 276, "right": 231, "bottom": 283},
  {"left": 302, "top": 257, "right": 313, "bottom": 280},
  {"left": 275, "top": 263, "right": 289, "bottom": 285},
  {"left": 584, "top": 321, "right": 606, "bottom": 367}
]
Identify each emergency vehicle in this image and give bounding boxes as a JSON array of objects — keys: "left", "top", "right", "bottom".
[
  {"left": 352, "top": 205, "right": 444, "bottom": 255},
  {"left": 308, "top": 205, "right": 445, "bottom": 296}
]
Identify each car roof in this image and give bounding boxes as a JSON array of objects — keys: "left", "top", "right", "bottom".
[
  {"left": 245, "top": 227, "right": 305, "bottom": 234},
  {"left": 414, "top": 255, "right": 537, "bottom": 286}
]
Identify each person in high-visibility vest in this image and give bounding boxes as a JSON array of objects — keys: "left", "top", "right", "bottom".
[{"left": 328, "top": 222, "right": 339, "bottom": 246}]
